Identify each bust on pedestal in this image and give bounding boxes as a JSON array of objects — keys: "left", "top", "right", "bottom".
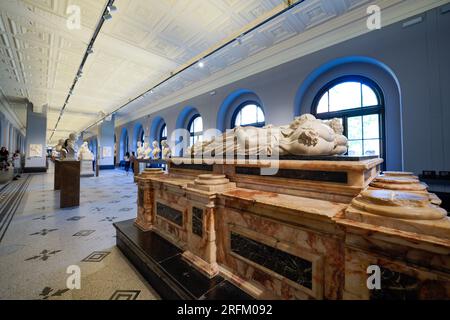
[
  {"left": 78, "top": 142, "right": 95, "bottom": 177},
  {"left": 137, "top": 142, "right": 145, "bottom": 159},
  {"left": 59, "top": 132, "right": 81, "bottom": 208},
  {"left": 161, "top": 140, "right": 171, "bottom": 159},
  {"left": 143, "top": 142, "right": 151, "bottom": 160},
  {"left": 152, "top": 140, "right": 161, "bottom": 160}
]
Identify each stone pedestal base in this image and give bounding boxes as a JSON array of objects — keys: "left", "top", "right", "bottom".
[
  {"left": 80, "top": 160, "right": 94, "bottom": 177},
  {"left": 60, "top": 160, "right": 80, "bottom": 208}
]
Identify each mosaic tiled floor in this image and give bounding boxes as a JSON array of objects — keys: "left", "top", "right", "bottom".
[{"left": 0, "top": 165, "right": 159, "bottom": 300}]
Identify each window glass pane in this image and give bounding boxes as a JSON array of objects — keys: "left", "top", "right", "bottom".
[
  {"left": 256, "top": 106, "right": 265, "bottom": 123},
  {"left": 348, "top": 116, "right": 362, "bottom": 140},
  {"left": 362, "top": 84, "right": 378, "bottom": 106},
  {"left": 234, "top": 112, "right": 241, "bottom": 127},
  {"left": 193, "top": 116, "right": 203, "bottom": 133},
  {"left": 161, "top": 125, "right": 167, "bottom": 139},
  {"left": 240, "top": 105, "right": 256, "bottom": 125},
  {"left": 329, "top": 82, "right": 361, "bottom": 111},
  {"left": 235, "top": 104, "right": 265, "bottom": 127},
  {"left": 363, "top": 139, "right": 380, "bottom": 156},
  {"left": 363, "top": 114, "right": 379, "bottom": 139},
  {"left": 316, "top": 93, "right": 328, "bottom": 113},
  {"left": 348, "top": 140, "right": 363, "bottom": 156}
]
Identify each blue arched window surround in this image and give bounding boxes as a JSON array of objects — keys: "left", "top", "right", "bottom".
[
  {"left": 312, "top": 75, "right": 385, "bottom": 159},
  {"left": 187, "top": 114, "right": 203, "bottom": 146},
  {"left": 231, "top": 101, "right": 265, "bottom": 128}
]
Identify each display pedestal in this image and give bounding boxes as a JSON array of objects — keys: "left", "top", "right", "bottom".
[
  {"left": 54, "top": 160, "right": 61, "bottom": 190},
  {"left": 122, "top": 156, "right": 450, "bottom": 300},
  {"left": 80, "top": 160, "right": 94, "bottom": 177},
  {"left": 133, "top": 159, "right": 166, "bottom": 178},
  {"left": 114, "top": 219, "right": 253, "bottom": 300},
  {"left": 60, "top": 160, "right": 80, "bottom": 208}
]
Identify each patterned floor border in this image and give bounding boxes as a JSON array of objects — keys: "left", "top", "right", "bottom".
[{"left": 0, "top": 175, "right": 32, "bottom": 243}]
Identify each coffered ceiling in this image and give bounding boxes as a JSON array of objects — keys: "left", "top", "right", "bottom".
[{"left": 0, "top": 0, "right": 446, "bottom": 144}]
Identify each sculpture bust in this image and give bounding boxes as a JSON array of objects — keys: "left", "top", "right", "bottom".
[
  {"left": 152, "top": 140, "right": 161, "bottom": 160},
  {"left": 143, "top": 142, "right": 151, "bottom": 159},
  {"left": 78, "top": 142, "right": 94, "bottom": 161},
  {"left": 186, "top": 114, "right": 348, "bottom": 157},
  {"left": 137, "top": 141, "right": 145, "bottom": 159},
  {"left": 53, "top": 139, "right": 65, "bottom": 159},
  {"left": 62, "top": 133, "right": 79, "bottom": 160},
  {"left": 55, "top": 139, "right": 65, "bottom": 152},
  {"left": 161, "top": 140, "right": 171, "bottom": 159}
]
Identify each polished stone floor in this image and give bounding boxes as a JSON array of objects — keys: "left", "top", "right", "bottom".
[{"left": 0, "top": 165, "right": 159, "bottom": 300}]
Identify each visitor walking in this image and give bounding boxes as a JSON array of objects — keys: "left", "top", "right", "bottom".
[
  {"left": 130, "top": 151, "right": 136, "bottom": 174},
  {"left": 124, "top": 152, "right": 130, "bottom": 175},
  {"left": 12, "top": 150, "right": 21, "bottom": 180}
]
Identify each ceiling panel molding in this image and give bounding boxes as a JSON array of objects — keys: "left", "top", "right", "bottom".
[
  {"left": 115, "top": 0, "right": 448, "bottom": 127},
  {"left": 1, "top": 0, "right": 447, "bottom": 144}
]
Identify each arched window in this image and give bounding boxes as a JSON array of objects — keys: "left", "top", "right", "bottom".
[
  {"left": 313, "top": 76, "right": 385, "bottom": 157},
  {"left": 232, "top": 103, "right": 265, "bottom": 128},
  {"left": 188, "top": 115, "right": 203, "bottom": 146},
  {"left": 159, "top": 124, "right": 167, "bottom": 142}
]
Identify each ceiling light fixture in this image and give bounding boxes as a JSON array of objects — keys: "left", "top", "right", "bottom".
[
  {"left": 80, "top": 0, "right": 305, "bottom": 137},
  {"left": 48, "top": 0, "right": 116, "bottom": 144}
]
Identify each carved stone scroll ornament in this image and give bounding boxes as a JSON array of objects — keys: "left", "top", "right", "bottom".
[
  {"left": 351, "top": 189, "right": 447, "bottom": 220},
  {"left": 186, "top": 114, "right": 348, "bottom": 157},
  {"left": 370, "top": 174, "right": 441, "bottom": 206}
]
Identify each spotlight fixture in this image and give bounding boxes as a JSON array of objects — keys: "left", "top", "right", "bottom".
[
  {"left": 87, "top": 47, "right": 94, "bottom": 54},
  {"left": 237, "top": 34, "right": 244, "bottom": 45},
  {"left": 103, "top": 12, "right": 112, "bottom": 20},
  {"left": 108, "top": 5, "right": 117, "bottom": 12}
]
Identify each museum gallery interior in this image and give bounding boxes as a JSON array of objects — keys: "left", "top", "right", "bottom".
[{"left": 0, "top": 0, "right": 449, "bottom": 301}]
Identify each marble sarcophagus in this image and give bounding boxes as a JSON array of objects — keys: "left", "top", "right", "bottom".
[{"left": 129, "top": 156, "right": 450, "bottom": 300}]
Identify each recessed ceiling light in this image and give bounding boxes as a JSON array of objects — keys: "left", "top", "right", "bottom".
[{"left": 198, "top": 61, "right": 205, "bottom": 68}]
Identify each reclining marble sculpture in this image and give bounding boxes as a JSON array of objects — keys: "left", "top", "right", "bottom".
[{"left": 186, "top": 114, "right": 348, "bottom": 157}]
